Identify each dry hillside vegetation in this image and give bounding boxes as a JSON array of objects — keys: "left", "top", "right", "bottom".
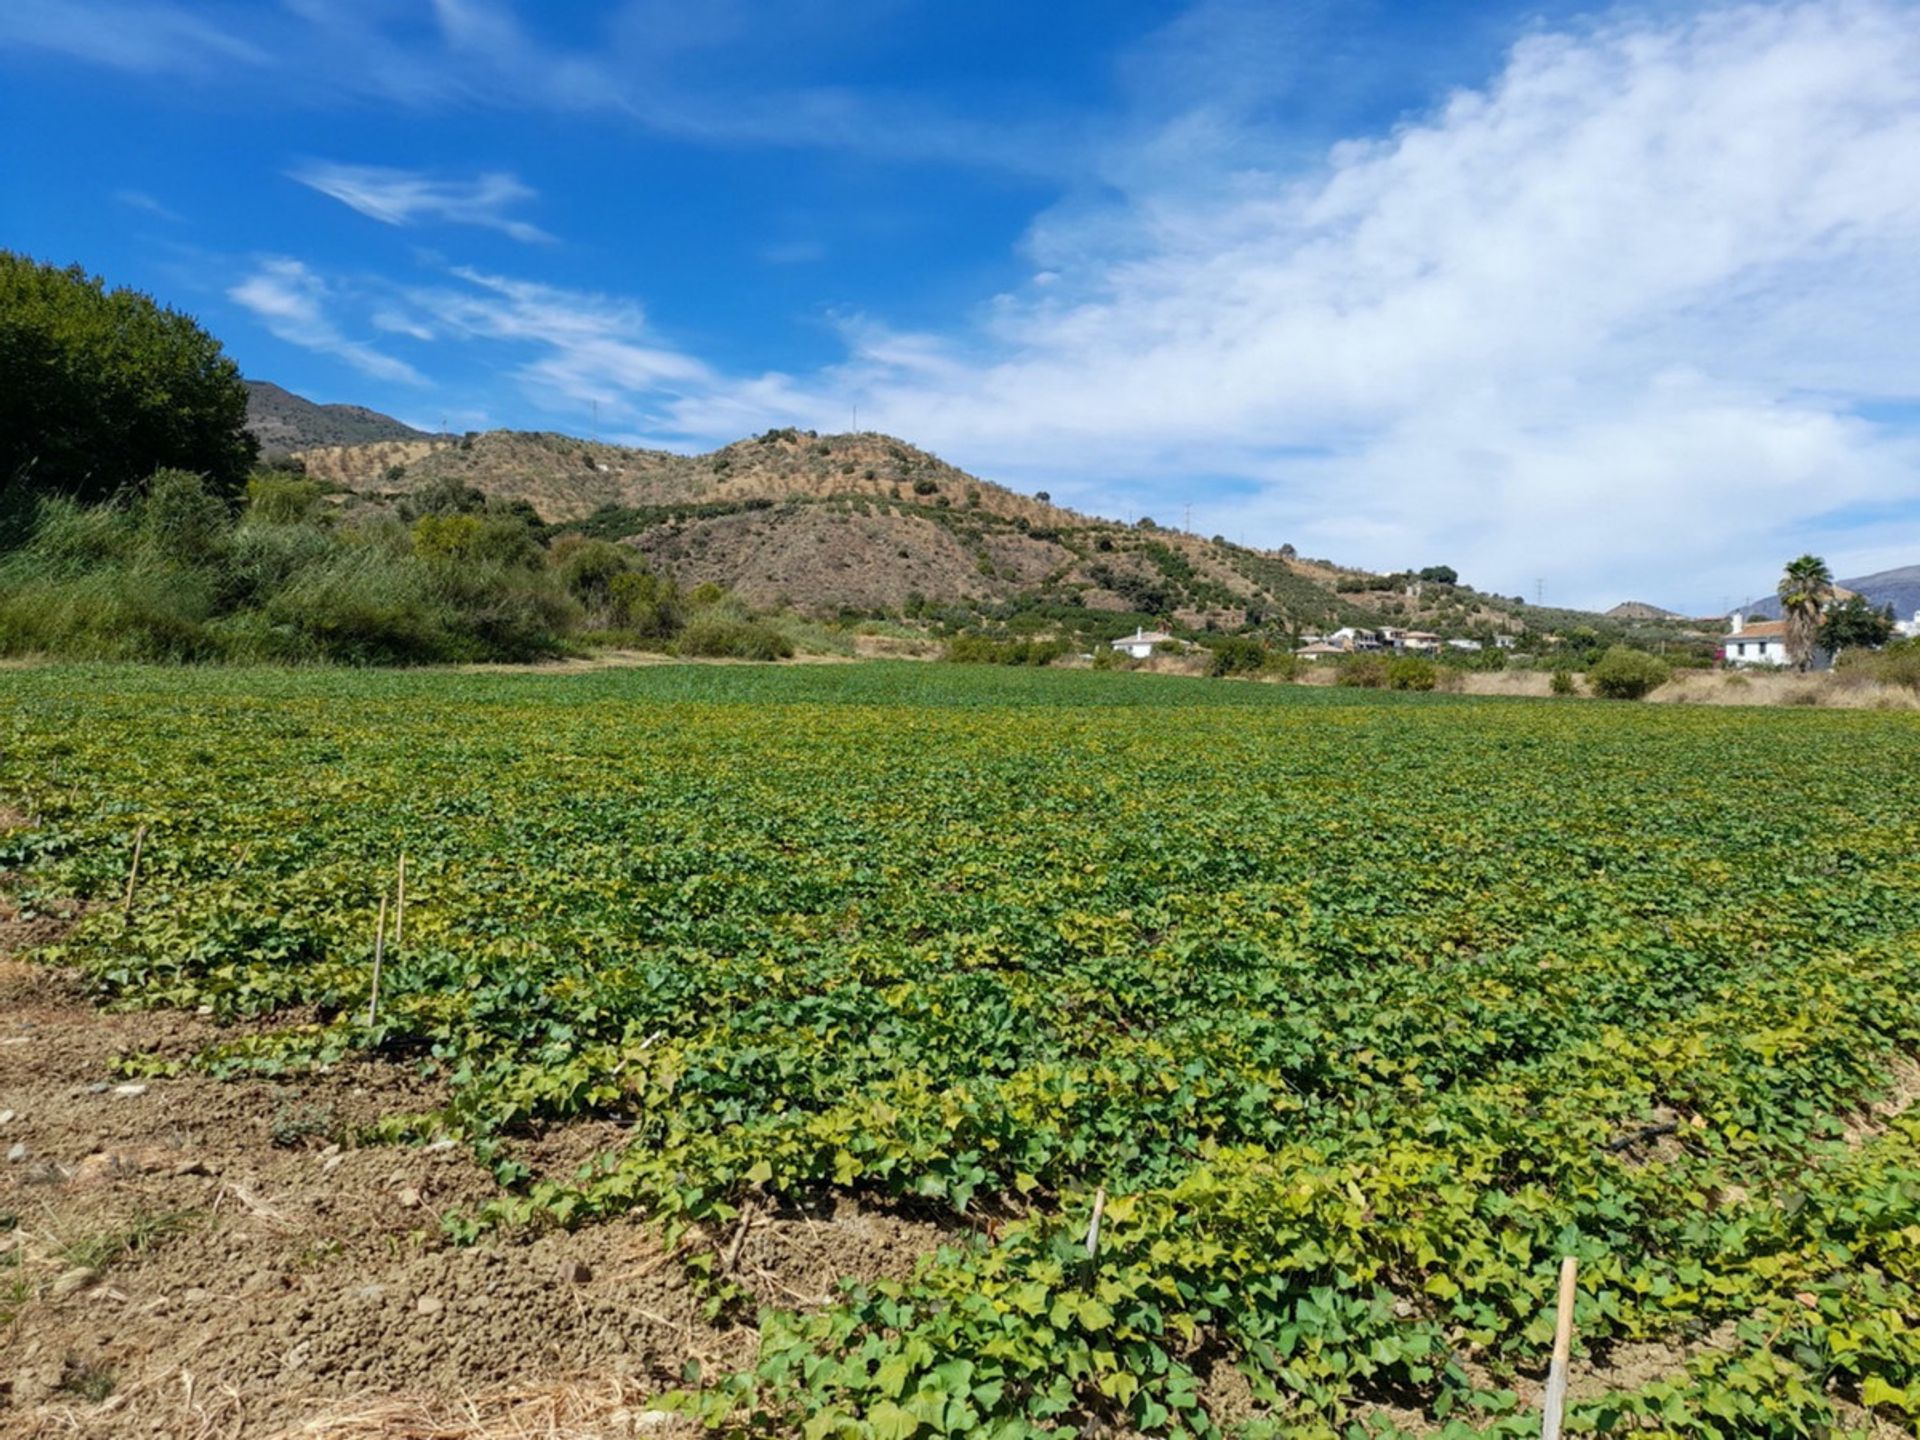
[
  {"left": 293, "top": 430, "right": 1081, "bottom": 528},
  {"left": 289, "top": 427, "right": 1724, "bottom": 644}
]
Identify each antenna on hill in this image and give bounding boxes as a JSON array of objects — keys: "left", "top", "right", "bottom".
[
  {"left": 1184, "top": 502, "right": 1192, "bottom": 533},
  {"left": 852, "top": 403, "right": 858, "bottom": 433},
  {"left": 1536, "top": 578, "right": 1545, "bottom": 607},
  {"left": 590, "top": 399, "right": 599, "bottom": 443}
]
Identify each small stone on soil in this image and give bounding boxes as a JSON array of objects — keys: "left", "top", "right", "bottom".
[
  {"left": 415, "top": 1295, "right": 445, "bottom": 1316},
  {"left": 396, "top": 1185, "right": 422, "bottom": 1208},
  {"left": 111, "top": 1082, "right": 148, "bottom": 1097},
  {"left": 6, "top": 1142, "right": 24, "bottom": 1162},
  {"left": 50, "top": 1266, "right": 101, "bottom": 1298},
  {"left": 0, "top": 1108, "right": 15, "bottom": 1126},
  {"left": 561, "top": 1259, "right": 594, "bottom": 1284}
]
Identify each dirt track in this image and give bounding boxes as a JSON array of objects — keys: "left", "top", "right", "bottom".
[{"left": 0, "top": 910, "right": 942, "bottom": 1438}]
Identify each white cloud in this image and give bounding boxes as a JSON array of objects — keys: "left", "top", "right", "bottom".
[
  {"left": 0, "top": 1, "right": 267, "bottom": 72},
  {"left": 227, "top": 258, "right": 425, "bottom": 385},
  {"left": 291, "top": 163, "right": 552, "bottom": 243},
  {"left": 113, "top": 189, "right": 183, "bottom": 222},
  {"left": 401, "top": 268, "right": 712, "bottom": 420},
  {"left": 653, "top": 0, "right": 1920, "bottom": 609}
]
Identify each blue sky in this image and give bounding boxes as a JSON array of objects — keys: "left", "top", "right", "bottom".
[{"left": 4, "top": 0, "right": 1919, "bottom": 611}]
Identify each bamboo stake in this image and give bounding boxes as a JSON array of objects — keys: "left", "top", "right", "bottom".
[
  {"left": 723, "top": 1198, "right": 758, "bottom": 1275},
  {"left": 366, "top": 893, "right": 388, "bottom": 1028},
  {"left": 394, "top": 852, "right": 406, "bottom": 949},
  {"left": 122, "top": 824, "right": 146, "bottom": 915},
  {"left": 1541, "top": 1256, "right": 1578, "bottom": 1440},
  {"left": 1084, "top": 1186, "right": 1107, "bottom": 1262}
]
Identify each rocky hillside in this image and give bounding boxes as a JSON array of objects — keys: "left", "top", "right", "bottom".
[
  {"left": 246, "top": 381, "right": 427, "bottom": 454},
  {"left": 291, "top": 424, "right": 1701, "bottom": 642}
]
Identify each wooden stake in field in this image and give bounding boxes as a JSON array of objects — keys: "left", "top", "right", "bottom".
[
  {"left": 1084, "top": 1186, "right": 1107, "bottom": 1262},
  {"left": 366, "top": 893, "right": 388, "bottom": 1028},
  {"left": 122, "top": 824, "right": 147, "bottom": 915},
  {"left": 394, "top": 852, "right": 406, "bottom": 949},
  {"left": 1541, "top": 1255, "right": 1579, "bottom": 1440}
]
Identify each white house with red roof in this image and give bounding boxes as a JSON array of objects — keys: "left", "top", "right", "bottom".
[{"left": 1721, "top": 613, "right": 1791, "bottom": 666}]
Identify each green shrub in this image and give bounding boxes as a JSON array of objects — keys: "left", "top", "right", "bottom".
[
  {"left": 675, "top": 617, "right": 794, "bottom": 661},
  {"left": 263, "top": 544, "right": 454, "bottom": 664},
  {"left": 138, "top": 470, "right": 230, "bottom": 568},
  {"left": 1207, "top": 635, "right": 1268, "bottom": 677},
  {"left": 945, "top": 634, "right": 1067, "bottom": 666},
  {"left": 245, "top": 473, "right": 325, "bottom": 524},
  {"left": 1550, "top": 668, "right": 1578, "bottom": 696},
  {"left": 552, "top": 537, "right": 636, "bottom": 611},
  {"left": 607, "top": 569, "right": 683, "bottom": 639},
  {"left": 1386, "top": 657, "right": 1437, "bottom": 691},
  {"left": 1840, "top": 638, "right": 1920, "bottom": 690},
  {"left": 1337, "top": 655, "right": 1388, "bottom": 688},
  {"left": 1586, "top": 646, "right": 1671, "bottom": 700}
]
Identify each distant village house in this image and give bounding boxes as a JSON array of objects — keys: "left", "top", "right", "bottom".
[{"left": 1110, "top": 628, "right": 1177, "bottom": 659}]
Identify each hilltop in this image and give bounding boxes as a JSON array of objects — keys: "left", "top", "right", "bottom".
[
  {"left": 1742, "top": 564, "right": 1920, "bottom": 622},
  {"left": 245, "top": 380, "right": 428, "bottom": 454},
  {"left": 286, "top": 417, "right": 1707, "bottom": 645},
  {"left": 1605, "top": 600, "right": 1679, "bottom": 620}
]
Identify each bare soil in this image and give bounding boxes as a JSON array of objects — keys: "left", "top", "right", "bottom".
[{"left": 0, "top": 914, "right": 945, "bottom": 1439}]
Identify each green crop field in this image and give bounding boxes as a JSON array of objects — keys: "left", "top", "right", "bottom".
[{"left": 4, "top": 663, "right": 1919, "bottom": 1438}]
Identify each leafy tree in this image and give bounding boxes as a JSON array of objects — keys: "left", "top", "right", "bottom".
[
  {"left": 0, "top": 253, "right": 256, "bottom": 511},
  {"left": 1417, "top": 565, "right": 1458, "bottom": 585},
  {"left": 1777, "top": 554, "right": 1834, "bottom": 672},
  {"left": 1819, "top": 595, "right": 1894, "bottom": 654}
]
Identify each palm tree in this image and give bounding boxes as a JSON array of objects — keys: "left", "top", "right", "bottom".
[{"left": 1777, "top": 554, "right": 1834, "bottom": 672}]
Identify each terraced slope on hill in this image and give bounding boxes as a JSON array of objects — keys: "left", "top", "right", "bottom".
[{"left": 291, "top": 425, "right": 1706, "bottom": 642}]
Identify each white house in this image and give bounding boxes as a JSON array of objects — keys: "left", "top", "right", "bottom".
[
  {"left": 1722, "top": 613, "right": 1791, "bottom": 667},
  {"left": 1446, "top": 638, "right": 1483, "bottom": 652},
  {"left": 1327, "top": 626, "right": 1384, "bottom": 651},
  {"left": 1111, "top": 628, "right": 1176, "bottom": 659},
  {"left": 1295, "top": 641, "right": 1349, "bottom": 662},
  {"left": 1896, "top": 610, "right": 1920, "bottom": 640}
]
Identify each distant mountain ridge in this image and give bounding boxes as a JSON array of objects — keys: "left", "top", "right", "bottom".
[
  {"left": 245, "top": 380, "right": 428, "bottom": 453},
  {"left": 1743, "top": 564, "right": 1920, "bottom": 622}
]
